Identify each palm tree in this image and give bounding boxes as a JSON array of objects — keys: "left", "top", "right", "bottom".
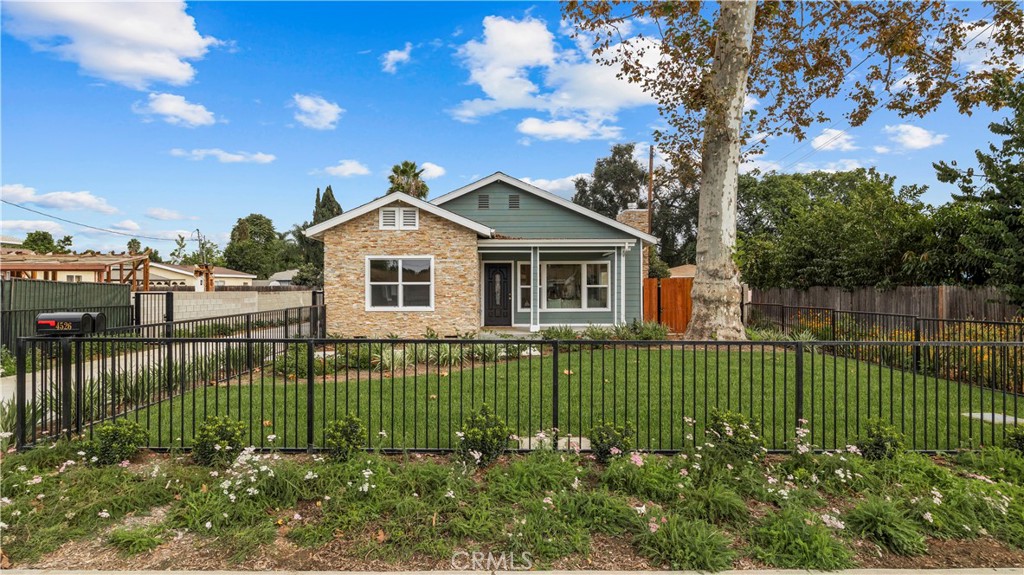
[{"left": 387, "top": 161, "right": 429, "bottom": 199}]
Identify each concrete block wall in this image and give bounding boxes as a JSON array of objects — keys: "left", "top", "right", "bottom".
[{"left": 132, "top": 290, "right": 314, "bottom": 322}]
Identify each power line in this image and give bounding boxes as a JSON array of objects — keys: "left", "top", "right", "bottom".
[{"left": 1, "top": 199, "right": 189, "bottom": 243}]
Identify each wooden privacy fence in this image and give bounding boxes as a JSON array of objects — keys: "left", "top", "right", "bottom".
[
  {"left": 643, "top": 277, "right": 693, "bottom": 333},
  {"left": 751, "top": 285, "right": 1020, "bottom": 321}
]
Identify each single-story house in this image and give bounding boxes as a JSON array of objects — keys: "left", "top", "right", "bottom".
[
  {"left": 305, "top": 172, "right": 657, "bottom": 337},
  {"left": 146, "top": 263, "right": 257, "bottom": 288},
  {"left": 669, "top": 264, "right": 697, "bottom": 278},
  {"left": 267, "top": 269, "right": 299, "bottom": 286}
]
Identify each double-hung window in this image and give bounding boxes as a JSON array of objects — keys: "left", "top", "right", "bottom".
[
  {"left": 518, "top": 263, "right": 532, "bottom": 311},
  {"left": 366, "top": 257, "right": 433, "bottom": 310}
]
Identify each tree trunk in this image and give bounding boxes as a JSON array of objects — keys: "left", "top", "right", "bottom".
[{"left": 683, "top": 0, "right": 757, "bottom": 341}]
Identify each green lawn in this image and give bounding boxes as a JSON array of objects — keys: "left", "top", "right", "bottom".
[{"left": 105, "top": 345, "right": 1023, "bottom": 452}]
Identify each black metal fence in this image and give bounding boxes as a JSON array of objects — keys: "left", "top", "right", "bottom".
[
  {"left": 745, "top": 303, "right": 1024, "bottom": 343},
  {"left": 15, "top": 337, "right": 1022, "bottom": 454},
  {"left": 1, "top": 278, "right": 133, "bottom": 349}
]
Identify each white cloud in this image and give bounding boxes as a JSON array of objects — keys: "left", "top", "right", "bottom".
[
  {"left": 170, "top": 148, "right": 275, "bottom": 163},
  {"left": 794, "top": 159, "right": 864, "bottom": 173},
  {"left": 883, "top": 124, "right": 948, "bottom": 150},
  {"left": 452, "top": 15, "right": 657, "bottom": 140},
  {"left": 873, "top": 145, "right": 891, "bottom": 154},
  {"left": 740, "top": 153, "right": 782, "bottom": 175},
  {"left": 134, "top": 93, "right": 216, "bottom": 127},
  {"left": 381, "top": 42, "right": 412, "bottom": 73},
  {"left": 420, "top": 162, "right": 446, "bottom": 180},
  {"left": 146, "top": 207, "right": 197, "bottom": 221},
  {"left": 292, "top": 94, "right": 343, "bottom": 130},
  {"left": 811, "top": 128, "right": 858, "bottom": 151},
  {"left": 324, "top": 159, "right": 370, "bottom": 177},
  {"left": 517, "top": 117, "right": 621, "bottom": 142},
  {"left": 520, "top": 173, "right": 589, "bottom": 197},
  {"left": 956, "top": 20, "right": 1011, "bottom": 73},
  {"left": 0, "top": 220, "right": 65, "bottom": 236},
  {"left": 2, "top": 1, "right": 219, "bottom": 89},
  {"left": 110, "top": 219, "right": 141, "bottom": 232},
  {"left": 1, "top": 183, "right": 118, "bottom": 214},
  {"left": 743, "top": 95, "right": 759, "bottom": 111}
]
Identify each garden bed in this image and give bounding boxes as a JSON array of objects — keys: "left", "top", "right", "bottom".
[{"left": 3, "top": 425, "right": 1024, "bottom": 571}]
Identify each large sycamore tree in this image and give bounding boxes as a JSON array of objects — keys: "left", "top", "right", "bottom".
[{"left": 563, "top": 1, "right": 1024, "bottom": 339}]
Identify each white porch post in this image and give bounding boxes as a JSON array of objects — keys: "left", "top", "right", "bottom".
[
  {"left": 619, "top": 246, "right": 627, "bottom": 324},
  {"left": 530, "top": 246, "right": 540, "bottom": 332}
]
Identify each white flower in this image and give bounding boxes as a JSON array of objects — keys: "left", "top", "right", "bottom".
[
  {"left": 634, "top": 504, "right": 647, "bottom": 516},
  {"left": 378, "top": 430, "right": 388, "bottom": 438},
  {"left": 205, "top": 521, "right": 212, "bottom": 529},
  {"left": 922, "top": 512, "right": 934, "bottom": 524},
  {"left": 293, "top": 513, "right": 302, "bottom": 520},
  {"left": 16, "top": 466, "right": 27, "bottom": 472},
  {"left": 455, "top": 431, "right": 465, "bottom": 439},
  {"left": 445, "top": 490, "right": 455, "bottom": 499},
  {"left": 97, "top": 509, "right": 111, "bottom": 519},
  {"left": 266, "top": 435, "right": 277, "bottom": 442},
  {"left": 304, "top": 471, "right": 318, "bottom": 480}
]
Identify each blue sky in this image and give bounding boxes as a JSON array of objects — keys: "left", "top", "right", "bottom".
[{"left": 0, "top": 1, "right": 1014, "bottom": 253}]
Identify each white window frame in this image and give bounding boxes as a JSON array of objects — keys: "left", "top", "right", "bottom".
[
  {"left": 540, "top": 261, "right": 611, "bottom": 311},
  {"left": 516, "top": 262, "right": 532, "bottom": 312},
  {"left": 365, "top": 255, "right": 434, "bottom": 311},
  {"left": 378, "top": 207, "right": 419, "bottom": 230}
]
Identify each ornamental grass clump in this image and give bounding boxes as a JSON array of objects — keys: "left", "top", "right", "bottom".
[
  {"left": 845, "top": 496, "right": 927, "bottom": 556},
  {"left": 634, "top": 512, "right": 736, "bottom": 571},
  {"left": 323, "top": 414, "right": 365, "bottom": 462},
  {"left": 84, "top": 419, "right": 148, "bottom": 465},
  {"left": 455, "top": 404, "right": 513, "bottom": 466},
  {"left": 676, "top": 482, "right": 749, "bottom": 526},
  {"left": 750, "top": 507, "right": 854, "bottom": 570},
  {"left": 193, "top": 416, "right": 245, "bottom": 467},
  {"left": 602, "top": 452, "right": 682, "bottom": 504},
  {"left": 589, "top": 420, "right": 634, "bottom": 464}
]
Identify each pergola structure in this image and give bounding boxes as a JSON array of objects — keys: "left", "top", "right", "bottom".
[{"left": 0, "top": 251, "right": 152, "bottom": 291}]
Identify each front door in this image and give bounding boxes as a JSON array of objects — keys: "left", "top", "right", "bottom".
[{"left": 484, "top": 263, "right": 512, "bottom": 326}]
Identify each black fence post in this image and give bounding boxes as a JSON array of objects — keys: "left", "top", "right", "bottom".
[
  {"left": 551, "top": 341, "right": 559, "bottom": 446},
  {"left": 794, "top": 342, "right": 805, "bottom": 427},
  {"left": 15, "top": 339, "right": 27, "bottom": 449},
  {"left": 284, "top": 308, "right": 290, "bottom": 339},
  {"left": 74, "top": 339, "right": 85, "bottom": 435},
  {"left": 245, "top": 314, "right": 253, "bottom": 371},
  {"left": 913, "top": 320, "right": 922, "bottom": 375},
  {"left": 164, "top": 292, "right": 175, "bottom": 338},
  {"left": 61, "top": 338, "right": 73, "bottom": 439},
  {"left": 310, "top": 305, "right": 319, "bottom": 340},
  {"left": 306, "top": 339, "right": 315, "bottom": 453},
  {"left": 831, "top": 309, "right": 838, "bottom": 340},
  {"left": 133, "top": 294, "right": 141, "bottom": 326}
]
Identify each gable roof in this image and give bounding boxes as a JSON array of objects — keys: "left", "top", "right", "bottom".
[
  {"left": 304, "top": 192, "right": 494, "bottom": 240},
  {"left": 431, "top": 172, "right": 659, "bottom": 245}
]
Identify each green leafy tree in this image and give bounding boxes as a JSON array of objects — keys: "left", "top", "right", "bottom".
[
  {"left": 387, "top": 161, "right": 430, "bottom": 198},
  {"left": 291, "top": 263, "right": 323, "bottom": 287},
  {"left": 224, "top": 214, "right": 288, "bottom": 279},
  {"left": 564, "top": 1, "right": 1024, "bottom": 339},
  {"left": 22, "top": 231, "right": 72, "bottom": 254},
  {"left": 572, "top": 143, "right": 647, "bottom": 218},
  {"left": 169, "top": 234, "right": 224, "bottom": 267},
  {"left": 935, "top": 79, "right": 1024, "bottom": 303}
]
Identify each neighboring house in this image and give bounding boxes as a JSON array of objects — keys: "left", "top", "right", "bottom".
[
  {"left": 306, "top": 172, "right": 657, "bottom": 337},
  {"left": 268, "top": 269, "right": 299, "bottom": 286},
  {"left": 146, "top": 263, "right": 257, "bottom": 288},
  {"left": 669, "top": 264, "right": 697, "bottom": 278},
  {"left": 0, "top": 236, "right": 23, "bottom": 249}
]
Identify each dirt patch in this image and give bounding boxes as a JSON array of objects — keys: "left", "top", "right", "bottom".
[{"left": 852, "top": 536, "right": 1024, "bottom": 569}]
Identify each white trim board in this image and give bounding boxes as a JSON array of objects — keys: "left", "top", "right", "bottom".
[
  {"left": 305, "top": 192, "right": 494, "bottom": 240},
  {"left": 432, "top": 172, "right": 659, "bottom": 245}
]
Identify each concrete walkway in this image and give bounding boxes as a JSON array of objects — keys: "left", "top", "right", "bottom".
[
  {"left": 4, "top": 564, "right": 1019, "bottom": 568},
  {"left": 2, "top": 570, "right": 1021, "bottom": 575}
]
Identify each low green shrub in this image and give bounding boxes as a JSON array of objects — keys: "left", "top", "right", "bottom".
[
  {"left": 193, "top": 416, "right": 245, "bottom": 466},
  {"left": 323, "top": 414, "right": 365, "bottom": 462},
  {"left": 455, "top": 404, "right": 512, "bottom": 466},
  {"left": 676, "top": 482, "right": 749, "bottom": 525},
  {"left": 581, "top": 324, "right": 615, "bottom": 342},
  {"left": 631, "top": 320, "right": 669, "bottom": 340},
  {"left": 955, "top": 446, "right": 1024, "bottom": 485},
  {"left": 590, "top": 420, "right": 634, "bottom": 464},
  {"left": 707, "top": 409, "right": 763, "bottom": 461},
  {"left": 750, "top": 507, "right": 854, "bottom": 569},
  {"left": 0, "top": 345, "right": 15, "bottom": 377},
  {"left": 602, "top": 452, "right": 681, "bottom": 504},
  {"left": 845, "top": 496, "right": 927, "bottom": 556},
  {"left": 634, "top": 513, "right": 736, "bottom": 571},
  {"left": 540, "top": 325, "right": 578, "bottom": 342},
  {"left": 556, "top": 488, "right": 645, "bottom": 534},
  {"left": 856, "top": 419, "right": 906, "bottom": 460},
  {"left": 1006, "top": 425, "right": 1024, "bottom": 454},
  {"left": 107, "top": 526, "right": 164, "bottom": 555},
  {"left": 85, "top": 419, "right": 149, "bottom": 465}
]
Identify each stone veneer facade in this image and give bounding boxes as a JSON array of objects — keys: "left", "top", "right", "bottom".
[
  {"left": 616, "top": 208, "right": 650, "bottom": 279},
  {"left": 322, "top": 205, "right": 480, "bottom": 337}
]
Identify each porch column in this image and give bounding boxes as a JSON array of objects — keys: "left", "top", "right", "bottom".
[
  {"left": 619, "top": 246, "right": 627, "bottom": 324},
  {"left": 530, "top": 246, "right": 539, "bottom": 332}
]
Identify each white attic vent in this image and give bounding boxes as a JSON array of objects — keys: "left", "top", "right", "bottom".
[
  {"left": 401, "top": 207, "right": 419, "bottom": 229},
  {"left": 379, "top": 207, "right": 418, "bottom": 230}
]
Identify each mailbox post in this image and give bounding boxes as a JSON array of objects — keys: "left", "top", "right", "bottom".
[{"left": 34, "top": 312, "right": 106, "bottom": 439}]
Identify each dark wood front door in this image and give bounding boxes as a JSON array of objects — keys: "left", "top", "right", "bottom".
[{"left": 484, "top": 263, "right": 512, "bottom": 326}]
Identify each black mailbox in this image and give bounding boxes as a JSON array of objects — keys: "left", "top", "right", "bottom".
[{"left": 35, "top": 312, "right": 106, "bottom": 336}]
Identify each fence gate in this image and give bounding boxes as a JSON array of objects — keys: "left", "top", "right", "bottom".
[
  {"left": 1, "top": 278, "right": 132, "bottom": 349},
  {"left": 643, "top": 277, "right": 693, "bottom": 333},
  {"left": 134, "top": 291, "right": 172, "bottom": 325}
]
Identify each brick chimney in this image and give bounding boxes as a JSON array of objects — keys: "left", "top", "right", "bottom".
[{"left": 616, "top": 203, "right": 650, "bottom": 279}]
